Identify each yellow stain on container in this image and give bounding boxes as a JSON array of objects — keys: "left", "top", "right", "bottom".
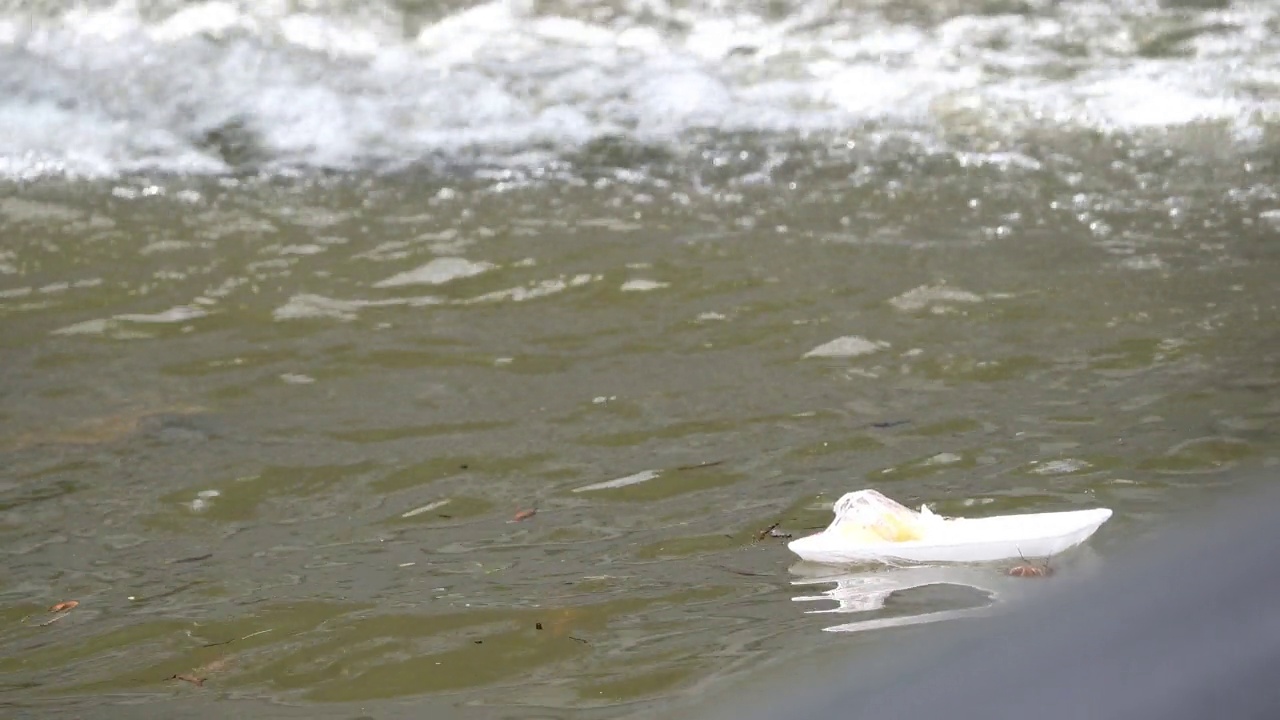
[{"left": 836, "top": 512, "right": 925, "bottom": 543}]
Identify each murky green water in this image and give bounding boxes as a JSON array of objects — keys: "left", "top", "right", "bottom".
[
  {"left": 3, "top": 0, "right": 1280, "bottom": 716},
  {"left": 3, "top": 154, "right": 1277, "bottom": 718}
]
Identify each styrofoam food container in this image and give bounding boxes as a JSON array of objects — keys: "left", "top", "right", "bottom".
[{"left": 788, "top": 507, "right": 1113, "bottom": 566}]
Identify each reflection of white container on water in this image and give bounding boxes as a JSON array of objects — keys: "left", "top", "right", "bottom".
[
  {"left": 788, "top": 489, "right": 1112, "bottom": 566},
  {"left": 790, "top": 562, "right": 1021, "bottom": 633}
]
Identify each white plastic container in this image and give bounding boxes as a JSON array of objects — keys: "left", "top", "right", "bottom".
[{"left": 788, "top": 489, "right": 1112, "bottom": 566}]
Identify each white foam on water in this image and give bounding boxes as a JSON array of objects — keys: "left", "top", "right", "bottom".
[
  {"left": 620, "top": 279, "right": 668, "bottom": 292},
  {"left": 373, "top": 257, "right": 496, "bottom": 288},
  {"left": 51, "top": 318, "right": 112, "bottom": 335},
  {"left": 401, "top": 499, "right": 451, "bottom": 518},
  {"left": 140, "top": 240, "right": 195, "bottom": 255},
  {"left": 277, "top": 244, "right": 327, "bottom": 256},
  {"left": 925, "top": 452, "right": 963, "bottom": 466},
  {"left": 889, "top": 285, "right": 985, "bottom": 312},
  {"left": 0, "top": 0, "right": 1275, "bottom": 179},
  {"left": 279, "top": 373, "right": 315, "bottom": 385},
  {"left": 457, "top": 273, "right": 599, "bottom": 304},
  {"left": 114, "top": 305, "right": 209, "bottom": 323},
  {"left": 1030, "top": 458, "right": 1093, "bottom": 475},
  {"left": 1119, "top": 255, "right": 1168, "bottom": 271},
  {"left": 272, "top": 293, "right": 389, "bottom": 321},
  {"left": 803, "top": 336, "right": 889, "bottom": 359},
  {"left": 573, "top": 469, "right": 662, "bottom": 493}
]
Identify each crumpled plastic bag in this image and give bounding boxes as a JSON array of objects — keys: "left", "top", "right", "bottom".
[{"left": 829, "top": 489, "right": 940, "bottom": 544}]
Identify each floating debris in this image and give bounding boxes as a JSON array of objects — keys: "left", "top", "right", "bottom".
[
  {"left": 755, "top": 522, "right": 792, "bottom": 542},
  {"left": 789, "top": 489, "right": 1111, "bottom": 565},
  {"left": 402, "top": 499, "right": 451, "bottom": 518},
  {"left": 1008, "top": 551, "right": 1055, "bottom": 578},
  {"left": 202, "top": 628, "right": 273, "bottom": 648},
  {"left": 572, "top": 469, "right": 660, "bottom": 493},
  {"left": 674, "top": 459, "right": 726, "bottom": 471},
  {"left": 170, "top": 554, "right": 213, "bottom": 564},
  {"left": 1008, "top": 564, "right": 1054, "bottom": 578}
]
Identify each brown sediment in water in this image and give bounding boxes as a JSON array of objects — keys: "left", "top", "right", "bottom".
[{"left": 3, "top": 404, "right": 207, "bottom": 452}]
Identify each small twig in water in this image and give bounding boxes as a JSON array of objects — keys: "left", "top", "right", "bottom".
[
  {"left": 753, "top": 522, "right": 793, "bottom": 542},
  {"left": 1008, "top": 548, "right": 1055, "bottom": 578},
  {"left": 747, "top": 520, "right": 778, "bottom": 538},
  {"left": 170, "top": 554, "right": 213, "bottom": 564},
  {"left": 674, "top": 460, "right": 726, "bottom": 471},
  {"left": 202, "top": 628, "right": 273, "bottom": 647}
]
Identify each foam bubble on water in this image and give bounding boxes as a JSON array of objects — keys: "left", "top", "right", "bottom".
[
  {"left": 1076, "top": 75, "right": 1250, "bottom": 131},
  {"left": 272, "top": 292, "right": 442, "bottom": 320},
  {"left": 188, "top": 489, "right": 220, "bottom": 513},
  {"left": 277, "top": 244, "right": 327, "bottom": 256},
  {"left": 803, "top": 336, "right": 889, "bottom": 359},
  {"left": 51, "top": 304, "right": 209, "bottom": 337},
  {"left": 149, "top": 2, "right": 247, "bottom": 43},
  {"left": 51, "top": 318, "right": 112, "bottom": 336},
  {"left": 573, "top": 469, "right": 661, "bottom": 493},
  {"left": 1030, "top": 458, "right": 1093, "bottom": 475},
  {"left": 273, "top": 293, "right": 381, "bottom": 321},
  {"left": 114, "top": 305, "right": 209, "bottom": 323},
  {"left": 890, "top": 285, "right": 985, "bottom": 312},
  {"left": 620, "top": 279, "right": 668, "bottom": 292},
  {"left": 140, "top": 240, "right": 195, "bottom": 255},
  {"left": 458, "top": 273, "right": 599, "bottom": 304},
  {"left": 925, "top": 452, "right": 963, "bottom": 466},
  {"left": 1119, "top": 254, "right": 1168, "bottom": 271},
  {"left": 373, "top": 257, "right": 496, "bottom": 288}
]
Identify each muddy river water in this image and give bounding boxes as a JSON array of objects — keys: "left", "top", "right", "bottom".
[{"left": 1, "top": 0, "right": 1278, "bottom": 717}]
